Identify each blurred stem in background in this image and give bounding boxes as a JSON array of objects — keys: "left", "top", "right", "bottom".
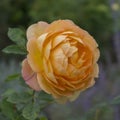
[
  {"left": 110, "top": 0, "right": 120, "bottom": 66},
  {"left": 110, "top": 0, "right": 120, "bottom": 120}
]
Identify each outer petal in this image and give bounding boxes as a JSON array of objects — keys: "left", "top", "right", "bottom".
[
  {"left": 93, "top": 64, "right": 99, "bottom": 78},
  {"left": 27, "top": 40, "right": 43, "bottom": 72},
  {"left": 27, "top": 22, "right": 49, "bottom": 72},
  {"left": 27, "top": 21, "right": 49, "bottom": 41},
  {"left": 69, "top": 91, "right": 81, "bottom": 101},
  {"left": 55, "top": 91, "right": 81, "bottom": 103},
  {"left": 93, "top": 48, "right": 100, "bottom": 63},
  {"left": 22, "top": 59, "right": 41, "bottom": 91},
  {"left": 45, "top": 20, "right": 98, "bottom": 50},
  {"left": 45, "top": 20, "right": 85, "bottom": 39},
  {"left": 27, "top": 39, "right": 43, "bottom": 72}
]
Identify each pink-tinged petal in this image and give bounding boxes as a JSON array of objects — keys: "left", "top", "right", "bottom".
[
  {"left": 22, "top": 59, "right": 41, "bottom": 91},
  {"left": 27, "top": 21, "right": 49, "bottom": 41}
]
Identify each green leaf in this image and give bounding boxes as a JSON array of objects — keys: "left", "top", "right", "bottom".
[
  {"left": 0, "top": 99, "right": 17, "bottom": 120},
  {"left": 0, "top": 113, "right": 9, "bottom": 120},
  {"left": 18, "top": 76, "right": 29, "bottom": 88},
  {"left": 22, "top": 102, "right": 38, "bottom": 120},
  {"left": 37, "top": 91, "right": 53, "bottom": 102},
  {"left": 16, "top": 103, "right": 25, "bottom": 111},
  {"left": 2, "top": 45, "right": 27, "bottom": 55},
  {"left": 81, "top": 102, "right": 108, "bottom": 120},
  {"left": 8, "top": 28, "right": 26, "bottom": 47},
  {"left": 2, "top": 89, "right": 15, "bottom": 98},
  {"left": 7, "top": 92, "right": 32, "bottom": 104},
  {"left": 5, "top": 73, "right": 20, "bottom": 82},
  {"left": 110, "top": 95, "right": 120, "bottom": 105},
  {"left": 34, "top": 91, "right": 54, "bottom": 112}
]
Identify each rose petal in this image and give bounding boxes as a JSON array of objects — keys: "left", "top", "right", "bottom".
[
  {"left": 46, "top": 20, "right": 98, "bottom": 50},
  {"left": 51, "top": 48, "right": 68, "bottom": 74},
  {"left": 69, "top": 91, "right": 81, "bottom": 101},
  {"left": 43, "top": 58, "right": 58, "bottom": 84},
  {"left": 37, "top": 73, "right": 52, "bottom": 94},
  {"left": 62, "top": 42, "right": 78, "bottom": 57},
  {"left": 44, "top": 40, "right": 52, "bottom": 60},
  {"left": 27, "top": 22, "right": 49, "bottom": 72},
  {"left": 93, "top": 63, "right": 99, "bottom": 78},
  {"left": 83, "top": 33, "right": 98, "bottom": 50},
  {"left": 70, "top": 36, "right": 84, "bottom": 45},
  {"left": 37, "top": 33, "right": 48, "bottom": 52},
  {"left": 45, "top": 20, "right": 86, "bottom": 39},
  {"left": 27, "top": 39, "right": 43, "bottom": 72},
  {"left": 52, "top": 35, "right": 67, "bottom": 48},
  {"left": 93, "top": 48, "right": 100, "bottom": 63},
  {"left": 22, "top": 59, "right": 41, "bottom": 91},
  {"left": 27, "top": 21, "right": 49, "bottom": 41}
]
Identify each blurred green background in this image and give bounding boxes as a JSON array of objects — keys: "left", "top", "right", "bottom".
[{"left": 0, "top": 0, "right": 120, "bottom": 120}]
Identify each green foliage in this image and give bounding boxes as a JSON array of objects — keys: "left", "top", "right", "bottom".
[
  {"left": 81, "top": 96, "right": 120, "bottom": 120},
  {"left": 1, "top": 37, "right": 54, "bottom": 120},
  {"left": 0, "top": 90, "right": 51, "bottom": 120},
  {"left": 22, "top": 102, "right": 38, "bottom": 120},
  {"left": 34, "top": 91, "right": 54, "bottom": 112},
  {"left": 5, "top": 73, "right": 20, "bottom": 82},
  {"left": 37, "top": 91, "right": 53, "bottom": 102},
  {"left": 0, "top": 99, "right": 18, "bottom": 120},
  {"left": 2, "top": 45, "right": 27, "bottom": 55},
  {"left": 84, "top": 106, "right": 114, "bottom": 120},
  {"left": 7, "top": 92, "right": 32, "bottom": 104},
  {"left": 110, "top": 95, "right": 120, "bottom": 105},
  {"left": 1, "top": 0, "right": 120, "bottom": 119},
  {"left": 8, "top": 28, "right": 26, "bottom": 47},
  {"left": 2, "top": 28, "right": 27, "bottom": 55},
  {"left": 0, "top": 80, "right": 54, "bottom": 120}
]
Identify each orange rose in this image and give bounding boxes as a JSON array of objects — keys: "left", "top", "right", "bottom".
[{"left": 22, "top": 20, "right": 100, "bottom": 103}]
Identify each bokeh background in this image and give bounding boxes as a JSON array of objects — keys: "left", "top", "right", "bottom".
[{"left": 0, "top": 0, "right": 120, "bottom": 120}]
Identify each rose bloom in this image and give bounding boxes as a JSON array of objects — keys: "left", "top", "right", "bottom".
[{"left": 22, "top": 20, "right": 100, "bottom": 103}]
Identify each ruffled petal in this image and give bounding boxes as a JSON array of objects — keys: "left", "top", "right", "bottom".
[
  {"left": 27, "top": 22, "right": 49, "bottom": 72},
  {"left": 37, "top": 73, "right": 52, "bottom": 94},
  {"left": 27, "top": 21, "right": 49, "bottom": 41}
]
